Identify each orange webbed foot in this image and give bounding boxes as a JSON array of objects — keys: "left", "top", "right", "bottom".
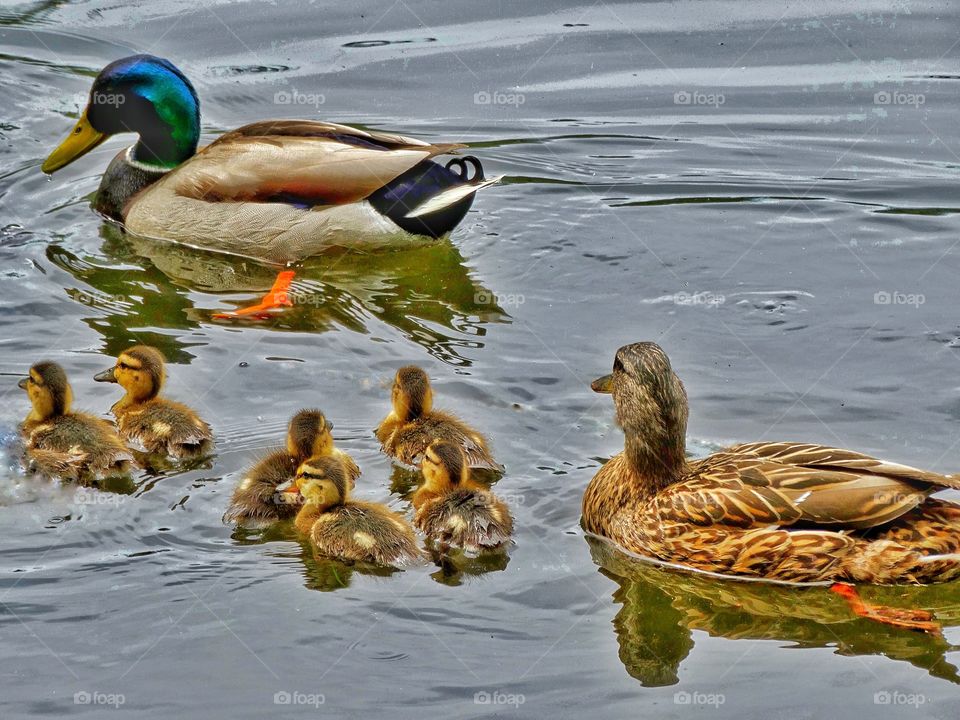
[
  {"left": 831, "top": 582, "right": 942, "bottom": 635},
  {"left": 213, "top": 270, "right": 295, "bottom": 320}
]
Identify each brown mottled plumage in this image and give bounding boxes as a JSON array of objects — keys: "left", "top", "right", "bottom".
[
  {"left": 284, "top": 456, "right": 421, "bottom": 567},
  {"left": 583, "top": 342, "right": 960, "bottom": 584},
  {"left": 223, "top": 409, "right": 360, "bottom": 526},
  {"left": 94, "top": 345, "right": 213, "bottom": 458},
  {"left": 376, "top": 365, "right": 503, "bottom": 471},
  {"left": 19, "top": 361, "right": 132, "bottom": 482},
  {"left": 413, "top": 440, "right": 513, "bottom": 550}
]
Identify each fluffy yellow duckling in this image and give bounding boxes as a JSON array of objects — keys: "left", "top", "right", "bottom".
[
  {"left": 94, "top": 345, "right": 212, "bottom": 457},
  {"left": 19, "top": 361, "right": 132, "bottom": 482},
  {"left": 223, "top": 409, "right": 360, "bottom": 526},
  {"left": 281, "top": 456, "right": 421, "bottom": 567},
  {"left": 375, "top": 365, "right": 503, "bottom": 471},
  {"left": 413, "top": 440, "right": 513, "bottom": 550}
]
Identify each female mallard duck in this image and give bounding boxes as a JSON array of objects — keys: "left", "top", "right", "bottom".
[
  {"left": 413, "top": 440, "right": 513, "bottom": 551},
  {"left": 19, "top": 361, "right": 132, "bottom": 482},
  {"left": 280, "top": 455, "right": 422, "bottom": 567},
  {"left": 42, "top": 55, "right": 498, "bottom": 312},
  {"left": 585, "top": 342, "right": 960, "bottom": 632},
  {"left": 376, "top": 365, "right": 503, "bottom": 471},
  {"left": 223, "top": 408, "right": 360, "bottom": 526},
  {"left": 94, "top": 345, "right": 213, "bottom": 458}
]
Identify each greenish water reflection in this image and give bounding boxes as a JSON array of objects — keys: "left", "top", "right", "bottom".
[
  {"left": 48, "top": 223, "right": 508, "bottom": 365},
  {"left": 587, "top": 536, "right": 960, "bottom": 687}
]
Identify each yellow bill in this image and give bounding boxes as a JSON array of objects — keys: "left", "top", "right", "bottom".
[{"left": 41, "top": 111, "right": 107, "bottom": 174}]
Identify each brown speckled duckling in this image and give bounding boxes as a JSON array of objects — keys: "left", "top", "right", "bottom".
[
  {"left": 94, "top": 345, "right": 212, "bottom": 458},
  {"left": 19, "top": 361, "right": 132, "bottom": 482},
  {"left": 223, "top": 409, "right": 360, "bottom": 527},
  {"left": 376, "top": 365, "right": 502, "bottom": 471},
  {"left": 413, "top": 440, "right": 513, "bottom": 551},
  {"left": 281, "top": 456, "right": 421, "bottom": 567}
]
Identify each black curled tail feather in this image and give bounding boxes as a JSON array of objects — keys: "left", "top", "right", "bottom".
[
  {"left": 368, "top": 157, "right": 485, "bottom": 238},
  {"left": 445, "top": 156, "right": 485, "bottom": 182}
]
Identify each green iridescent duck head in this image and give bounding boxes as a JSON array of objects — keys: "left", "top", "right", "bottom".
[{"left": 42, "top": 54, "right": 200, "bottom": 173}]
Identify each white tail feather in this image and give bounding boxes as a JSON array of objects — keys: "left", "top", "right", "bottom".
[
  {"left": 405, "top": 176, "right": 502, "bottom": 218},
  {"left": 918, "top": 553, "right": 960, "bottom": 563}
]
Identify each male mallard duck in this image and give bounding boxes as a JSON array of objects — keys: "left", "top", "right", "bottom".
[
  {"left": 19, "top": 361, "right": 132, "bottom": 482},
  {"left": 280, "top": 455, "right": 421, "bottom": 567},
  {"left": 585, "top": 342, "right": 960, "bottom": 631},
  {"left": 413, "top": 440, "right": 513, "bottom": 551},
  {"left": 41, "top": 55, "right": 499, "bottom": 315},
  {"left": 94, "top": 345, "right": 213, "bottom": 458},
  {"left": 223, "top": 408, "right": 360, "bottom": 526},
  {"left": 376, "top": 365, "right": 503, "bottom": 471}
]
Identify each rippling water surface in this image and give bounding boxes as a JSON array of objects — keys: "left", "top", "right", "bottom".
[{"left": 2, "top": 2, "right": 960, "bottom": 718}]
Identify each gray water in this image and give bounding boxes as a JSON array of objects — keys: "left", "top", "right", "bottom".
[{"left": 1, "top": 1, "right": 959, "bottom": 718}]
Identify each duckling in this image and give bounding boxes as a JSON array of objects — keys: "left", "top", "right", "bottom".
[
  {"left": 94, "top": 345, "right": 212, "bottom": 458},
  {"left": 376, "top": 365, "right": 503, "bottom": 471},
  {"left": 223, "top": 409, "right": 360, "bottom": 526},
  {"left": 19, "top": 361, "right": 132, "bottom": 482},
  {"left": 281, "top": 456, "right": 421, "bottom": 567},
  {"left": 413, "top": 439, "right": 513, "bottom": 551}
]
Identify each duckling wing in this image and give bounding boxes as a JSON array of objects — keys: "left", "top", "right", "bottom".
[
  {"left": 119, "top": 400, "right": 212, "bottom": 455},
  {"left": 312, "top": 504, "right": 420, "bottom": 566},
  {"left": 416, "top": 490, "right": 514, "bottom": 549},
  {"left": 658, "top": 455, "right": 930, "bottom": 531},
  {"left": 393, "top": 413, "right": 503, "bottom": 471},
  {"left": 725, "top": 441, "right": 960, "bottom": 490},
  {"left": 28, "top": 414, "right": 132, "bottom": 478},
  {"left": 169, "top": 120, "right": 465, "bottom": 206},
  {"left": 223, "top": 449, "right": 298, "bottom": 525}
]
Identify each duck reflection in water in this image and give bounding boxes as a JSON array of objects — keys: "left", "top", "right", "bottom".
[
  {"left": 587, "top": 536, "right": 960, "bottom": 687},
  {"left": 47, "top": 223, "right": 510, "bottom": 366}
]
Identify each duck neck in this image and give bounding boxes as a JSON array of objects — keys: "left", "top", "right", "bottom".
[
  {"left": 294, "top": 502, "right": 323, "bottom": 534},
  {"left": 623, "top": 429, "right": 686, "bottom": 497},
  {"left": 129, "top": 98, "right": 199, "bottom": 170}
]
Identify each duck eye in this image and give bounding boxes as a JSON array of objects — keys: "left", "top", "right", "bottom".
[{"left": 613, "top": 358, "right": 624, "bottom": 373}]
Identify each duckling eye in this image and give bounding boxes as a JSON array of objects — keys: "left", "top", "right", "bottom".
[{"left": 613, "top": 358, "right": 625, "bottom": 373}]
